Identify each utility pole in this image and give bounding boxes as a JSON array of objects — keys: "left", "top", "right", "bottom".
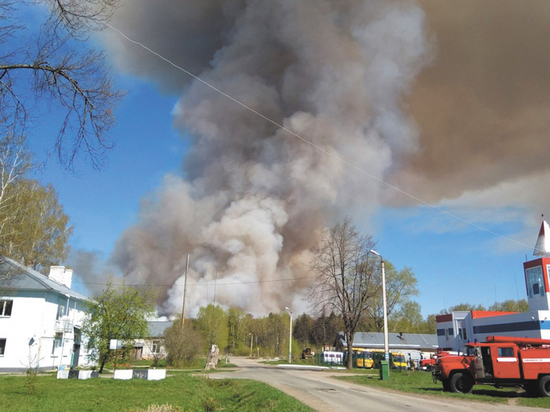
[
  {"left": 285, "top": 307, "right": 293, "bottom": 364},
  {"left": 181, "top": 254, "right": 190, "bottom": 327}
]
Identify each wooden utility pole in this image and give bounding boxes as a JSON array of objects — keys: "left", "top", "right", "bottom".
[{"left": 181, "top": 254, "right": 189, "bottom": 327}]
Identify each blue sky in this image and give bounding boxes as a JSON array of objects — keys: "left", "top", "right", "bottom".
[
  {"left": 19, "top": 1, "right": 550, "bottom": 319},
  {"left": 31, "top": 79, "right": 184, "bottom": 253}
]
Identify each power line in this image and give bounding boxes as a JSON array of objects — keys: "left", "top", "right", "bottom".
[{"left": 105, "top": 24, "right": 534, "bottom": 253}]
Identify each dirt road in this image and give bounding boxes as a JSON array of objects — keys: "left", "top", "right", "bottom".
[{"left": 211, "top": 357, "right": 542, "bottom": 412}]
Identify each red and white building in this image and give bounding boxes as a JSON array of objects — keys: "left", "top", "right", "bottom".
[{"left": 436, "top": 221, "right": 550, "bottom": 351}]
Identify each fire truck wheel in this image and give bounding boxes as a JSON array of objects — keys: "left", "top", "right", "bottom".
[
  {"left": 450, "top": 372, "right": 473, "bottom": 394},
  {"left": 539, "top": 375, "right": 550, "bottom": 397}
]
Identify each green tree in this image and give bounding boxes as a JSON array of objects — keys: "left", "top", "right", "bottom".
[
  {"left": 364, "top": 262, "right": 419, "bottom": 333},
  {"left": 310, "top": 312, "right": 344, "bottom": 348},
  {"left": 390, "top": 301, "right": 424, "bottom": 333},
  {"left": 293, "top": 313, "right": 314, "bottom": 347},
  {"left": 227, "top": 307, "right": 245, "bottom": 355},
  {"left": 0, "top": 178, "right": 73, "bottom": 271},
  {"left": 164, "top": 316, "right": 204, "bottom": 367},
  {"left": 308, "top": 217, "right": 378, "bottom": 369},
  {"left": 421, "top": 314, "right": 437, "bottom": 334},
  {"left": 196, "top": 304, "right": 229, "bottom": 353},
  {"left": 82, "top": 283, "right": 155, "bottom": 373},
  {"left": 489, "top": 299, "right": 529, "bottom": 312},
  {"left": 443, "top": 303, "right": 486, "bottom": 313},
  {"left": 0, "top": 134, "right": 31, "bottom": 229}
]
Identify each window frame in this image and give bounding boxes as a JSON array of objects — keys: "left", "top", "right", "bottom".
[
  {"left": 0, "top": 338, "right": 6, "bottom": 356},
  {"left": 0, "top": 300, "right": 13, "bottom": 317}
]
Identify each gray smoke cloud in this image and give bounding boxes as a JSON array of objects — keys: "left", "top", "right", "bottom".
[
  {"left": 68, "top": 250, "right": 117, "bottom": 297},
  {"left": 398, "top": 0, "right": 550, "bottom": 205},
  {"left": 101, "top": 0, "right": 431, "bottom": 316}
]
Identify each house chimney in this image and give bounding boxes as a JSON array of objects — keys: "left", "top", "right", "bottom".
[{"left": 48, "top": 266, "right": 73, "bottom": 289}]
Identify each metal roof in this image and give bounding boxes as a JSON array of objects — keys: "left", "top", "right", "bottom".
[
  {"left": 338, "top": 331, "right": 438, "bottom": 350},
  {"left": 0, "top": 256, "right": 89, "bottom": 301},
  {"left": 148, "top": 321, "right": 172, "bottom": 337}
]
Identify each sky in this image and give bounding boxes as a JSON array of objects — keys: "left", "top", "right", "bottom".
[{"left": 19, "top": 0, "right": 550, "bottom": 319}]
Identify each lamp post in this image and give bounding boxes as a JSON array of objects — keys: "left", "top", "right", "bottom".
[
  {"left": 285, "top": 307, "right": 293, "bottom": 364},
  {"left": 369, "top": 250, "right": 389, "bottom": 362}
]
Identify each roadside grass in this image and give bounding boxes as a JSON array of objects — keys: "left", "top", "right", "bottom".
[
  {"left": 335, "top": 369, "right": 550, "bottom": 408},
  {"left": 0, "top": 373, "right": 314, "bottom": 412}
]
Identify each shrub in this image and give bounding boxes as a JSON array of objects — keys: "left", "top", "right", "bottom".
[{"left": 164, "top": 318, "right": 204, "bottom": 367}]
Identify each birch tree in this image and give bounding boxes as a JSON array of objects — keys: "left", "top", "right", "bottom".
[{"left": 0, "top": 179, "right": 72, "bottom": 271}]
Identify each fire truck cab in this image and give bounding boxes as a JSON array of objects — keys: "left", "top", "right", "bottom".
[{"left": 433, "top": 336, "right": 550, "bottom": 397}]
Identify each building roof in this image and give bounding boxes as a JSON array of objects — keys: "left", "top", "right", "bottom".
[
  {"left": 148, "top": 321, "right": 172, "bottom": 337},
  {"left": 338, "top": 331, "right": 438, "bottom": 351},
  {"left": 0, "top": 256, "right": 89, "bottom": 301},
  {"left": 534, "top": 220, "right": 550, "bottom": 256}
]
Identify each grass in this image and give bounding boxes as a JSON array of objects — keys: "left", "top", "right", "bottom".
[
  {"left": 0, "top": 373, "right": 314, "bottom": 412},
  {"left": 335, "top": 369, "right": 550, "bottom": 408}
]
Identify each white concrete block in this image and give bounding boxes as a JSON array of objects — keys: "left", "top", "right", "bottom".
[
  {"left": 114, "top": 369, "right": 133, "bottom": 380},
  {"left": 147, "top": 369, "right": 166, "bottom": 380},
  {"left": 78, "top": 370, "right": 93, "bottom": 379},
  {"left": 56, "top": 370, "right": 69, "bottom": 379}
]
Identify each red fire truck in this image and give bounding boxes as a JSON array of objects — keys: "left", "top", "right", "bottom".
[{"left": 432, "top": 336, "right": 550, "bottom": 397}]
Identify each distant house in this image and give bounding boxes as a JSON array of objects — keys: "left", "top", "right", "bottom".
[
  {"left": 0, "top": 257, "right": 93, "bottom": 372},
  {"left": 335, "top": 331, "right": 438, "bottom": 361},
  {"left": 132, "top": 321, "right": 172, "bottom": 361}
]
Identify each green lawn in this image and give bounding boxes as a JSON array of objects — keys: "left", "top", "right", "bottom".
[
  {"left": 335, "top": 369, "right": 550, "bottom": 408},
  {"left": 0, "top": 373, "right": 314, "bottom": 412}
]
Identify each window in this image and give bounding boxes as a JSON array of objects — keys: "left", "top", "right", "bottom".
[
  {"left": 526, "top": 266, "right": 545, "bottom": 297},
  {"left": 152, "top": 340, "right": 161, "bottom": 354},
  {"left": 0, "top": 339, "right": 5, "bottom": 356},
  {"left": 52, "top": 337, "right": 62, "bottom": 355},
  {"left": 56, "top": 304, "right": 65, "bottom": 320},
  {"left": 0, "top": 300, "right": 12, "bottom": 317},
  {"left": 463, "top": 328, "right": 467, "bottom": 340},
  {"left": 498, "top": 347, "right": 514, "bottom": 357}
]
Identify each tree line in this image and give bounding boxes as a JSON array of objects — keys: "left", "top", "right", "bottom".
[{"left": 83, "top": 281, "right": 528, "bottom": 372}]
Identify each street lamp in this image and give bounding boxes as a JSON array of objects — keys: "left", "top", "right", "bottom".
[
  {"left": 369, "top": 250, "right": 389, "bottom": 362},
  {"left": 285, "top": 307, "right": 293, "bottom": 364}
]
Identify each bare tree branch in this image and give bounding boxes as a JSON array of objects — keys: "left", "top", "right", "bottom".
[
  {"left": 0, "top": 0, "right": 123, "bottom": 170},
  {"left": 308, "top": 217, "right": 378, "bottom": 369}
]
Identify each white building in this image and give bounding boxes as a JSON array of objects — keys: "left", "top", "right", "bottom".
[
  {"left": 132, "top": 321, "right": 171, "bottom": 361},
  {"left": 436, "top": 220, "right": 550, "bottom": 351},
  {"left": 0, "top": 257, "right": 93, "bottom": 372}
]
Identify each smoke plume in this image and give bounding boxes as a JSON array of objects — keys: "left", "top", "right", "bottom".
[
  {"left": 399, "top": 0, "right": 550, "bottom": 205},
  {"left": 103, "top": 0, "right": 431, "bottom": 316}
]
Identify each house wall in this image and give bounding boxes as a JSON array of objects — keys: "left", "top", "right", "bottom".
[
  {"left": 0, "top": 290, "right": 92, "bottom": 372},
  {"left": 137, "top": 338, "right": 167, "bottom": 361},
  {"left": 436, "top": 310, "right": 550, "bottom": 352}
]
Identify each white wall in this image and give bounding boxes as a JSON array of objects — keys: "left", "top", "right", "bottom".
[{"left": 0, "top": 291, "right": 93, "bottom": 372}]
